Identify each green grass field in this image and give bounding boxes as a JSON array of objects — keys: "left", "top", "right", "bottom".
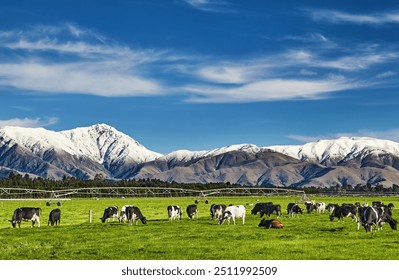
[{"left": 1, "top": 196, "right": 399, "bottom": 260}]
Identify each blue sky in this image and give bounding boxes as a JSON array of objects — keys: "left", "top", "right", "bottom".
[{"left": 1, "top": 0, "right": 399, "bottom": 154}]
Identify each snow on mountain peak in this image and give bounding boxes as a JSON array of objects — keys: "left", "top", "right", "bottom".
[
  {"left": 0, "top": 125, "right": 78, "bottom": 156},
  {"left": 0, "top": 124, "right": 162, "bottom": 164},
  {"left": 268, "top": 136, "right": 399, "bottom": 162},
  {"left": 159, "top": 144, "right": 262, "bottom": 163},
  {"left": 60, "top": 123, "right": 162, "bottom": 163},
  {"left": 204, "top": 143, "right": 261, "bottom": 157}
]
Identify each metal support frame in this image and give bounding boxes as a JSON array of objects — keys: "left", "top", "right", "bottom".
[{"left": 0, "top": 186, "right": 306, "bottom": 201}]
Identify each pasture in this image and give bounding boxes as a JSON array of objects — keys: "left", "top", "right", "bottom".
[{"left": 1, "top": 196, "right": 399, "bottom": 260}]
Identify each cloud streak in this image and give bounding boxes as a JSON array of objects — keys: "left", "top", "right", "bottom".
[
  {"left": 0, "top": 23, "right": 397, "bottom": 102},
  {"left": 183, "top": 76, "right": 358, "bottom": 103},
  {"left": 0, "top": 24, "right": 170, "bottom": 96},
  {"left": 0, "top": 117, "right": 58, "bottom": 128},
  {"left": 307, "top": 9, "right": 399, "bottom": 25},
  {"left": 182, "top": 0, "right": 234, "bottom": 13}
]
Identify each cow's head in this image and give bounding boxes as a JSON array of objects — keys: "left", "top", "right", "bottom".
[
  {"left": 297, "top": 207, "right": 303, "bottom": 215},
  {"left": 326, "top": 204, "right": 335, "bottom": 212},
  {"left": 141, "top": 217, "right": 147, "bottom": 224},
  {"left": 329, "top": 215, "right": 335, "bottom": 222},
  {"left": 218, "top": 211, "right": 231, "bottom": 225},
  {"left": 8, "top": 220, "right": 17, "bottom": 228},
  {"left": 305, "top": 203, "right": 314, "bottom": 214},
  {"left": 387, "top": 218, "right": 397, "bottom": 230}
]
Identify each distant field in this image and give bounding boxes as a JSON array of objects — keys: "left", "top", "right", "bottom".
[{"left": 1, "top": 195, "right": 399, "bottom": 260}]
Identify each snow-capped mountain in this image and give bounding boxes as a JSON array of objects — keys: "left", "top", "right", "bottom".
[
  {"left": 268, "top": 137, "right": 399, "bottom": 165},
  {"left": 2, "top": 124, "right": 399, "bottom": 188},
  {"left": 0, "top": 124, "right": 161, "bottom": 179},
  {"left": 128, "top": 137, "right": 399, "bottom": 187}
]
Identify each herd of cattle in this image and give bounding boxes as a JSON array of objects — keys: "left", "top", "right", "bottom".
[{"left": 6, "top": 199, "right": 397, "bottom": 233}]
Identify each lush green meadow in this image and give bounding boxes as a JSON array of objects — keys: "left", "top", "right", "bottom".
[{"left": 1, "top": 195, "right": 399, "bottom": 260}]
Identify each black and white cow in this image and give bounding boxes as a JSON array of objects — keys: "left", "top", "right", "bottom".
[
  {"left": 119, "top": 205, "right": 134, "bottom": 223},
  {"left": 210, "top": 204, "right": 226, "bottom": 220},
  {"left": 259, "top": 204, "right": 282, "bottom": 218},
  {"left": 258, "top": 219, "right": 284, "bottom": 229},
  {"left": 219, "top": 205, "right": 246, "bottom": 225},
  {"left": 9, "top": 207, "right": 41, "bottom": 228},
  {"left": 186, "top": 204, "right": 198, "bottom": 219},
  {"left": 287, "top": 203, "right": 296, "bottom": 214},
  {"left": 100, "top": 206, "right": 119, "bottom": 223},
  {"left": 316, "top": 202, "right": 326, "bottom": 214},
  {"left": 358, "top": 206, "right": 397, "bottom": 232},
  {"left": 125, "top": 206, "right": 147, "bottom": 225},
  {"left": 305, "top": 201, "right": 316, "bottom": 214},
  {"left": 372, "top": 201, "right": 383, "bottom": 207},
  {"left": 329, "top": 204, "right": 357, "bottom": 222},
  {"left": 48, "top": 208, "right": 61, "bottom": 226},
  {"left": 167, "top": 205, "right": 182, "bottom": 221},
  {"left": 287, "top": 203, "right": 303, "bottom": 218},
  {"left": 326, "top": 203, "right": 338, "bottom": 213},
  {"left": 251, "top": 202, "right": 273, "bottom": 215}
]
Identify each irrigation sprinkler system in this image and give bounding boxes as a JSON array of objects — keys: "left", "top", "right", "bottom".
[{"left": 0, "top": 187, "right": 307, "bottom": 203}]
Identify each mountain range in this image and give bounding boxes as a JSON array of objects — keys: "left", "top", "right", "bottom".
[{"left": 1, "top": 123, "right": 399, "bottom": 188}]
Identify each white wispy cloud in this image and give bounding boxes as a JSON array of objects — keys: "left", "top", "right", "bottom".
[
  {"left": 284, "top": 32, "right": 329, "bottom": 43},
  {"left": 0, "top": 24, "right": 170, "bottom": 97},
  {"left": 182, "top": 0, "right": 234, "bottom": 13},
  {"left": 376, "top": 71, "right": 396, "bottom": 79},
  {"left": 183, "top": 76, "right": 358, "bottom": 103},
  {"left": 282, "top": 49, "right": 397, "bottom": 71},
  {"left": 0, "top": 23, "right": 397, "bottom": 103},
  {"left": 307, "top": 9, "right": 399, "bottom": 25},
  {"left": 0, "top": 62, "right": 163, "bottom": 96},
  {"left": 0, "top": 117, "right": 58, "bottom": 128},
  {"left": 196, "top": 62, "right": 269, "bottom": 84}
]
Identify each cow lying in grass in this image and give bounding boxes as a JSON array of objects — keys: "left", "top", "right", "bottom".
[{"left": 258, "top": 219, "right": 284, "bottom": 229}]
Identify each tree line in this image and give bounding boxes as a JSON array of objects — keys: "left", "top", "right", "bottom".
[{"left": 1, "top": 172, "right": 399, "bottom": 194}]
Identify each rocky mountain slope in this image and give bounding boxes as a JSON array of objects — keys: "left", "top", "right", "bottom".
[{"left": 1, "top": 124, "right": 399, "bottom": 187}]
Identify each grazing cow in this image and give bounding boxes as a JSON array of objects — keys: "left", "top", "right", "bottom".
[
  {"left": 167, "top": 205, "right": 182, "bottom": 221},
  {"left": 305, "top": 201, "right": 316, "bottom": 214},
  {"left": 251, "top": 202, "right": 273, "bottom": 215},
  {"left": 119, "top": 205, "right": 133, "bottom": 223},
  {"left": 358, "top": 206, "right": 397, "bottom": 232},
  {"left": 372, "top": 201, "right": 383, "bottom": 207},
  {"left": 326, "top": 203, "right": 338, "bottom": 213},
  {"left": 186, "top": 204, "right": 198, "bottom": 219},
  {"left": 125, "top": 206, "right": 147, "bottom": 225},
  {"left": 316, "top": 202, "right": 326, "bottom": 214},
  {"left": 287, "top": 203, "right": 296, "bottom": 214},
  {"left": 100, "top": 206, "right": 119, "bottom": 223},
  {"left": 48, "top": 208, "right": 61, "bottom": 226},
  {"left": 329, "top": 204, "right": 357, "bottom": 222},
  {"left": 288, "top": 204, "right": 303, "bottom": 218},
  {"left": 259, "top": 204, "right": 282, "bottom": 218},
  {"left": 219, "top": 205, "right": 246, "bottom": 225},
  {"left": 258, "top": 219, "right": 284, "bottom": 229},
  {"left": 9, "top": 207, "right": 41, "bottom": 228},
  {"left": 210, "top": 204, "right": 226, "bottom": 220}
]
